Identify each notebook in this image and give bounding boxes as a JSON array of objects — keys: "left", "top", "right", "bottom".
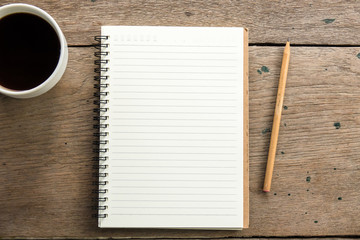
[{"left": 95, "top": 26, "right": 249, "bottom": 230}]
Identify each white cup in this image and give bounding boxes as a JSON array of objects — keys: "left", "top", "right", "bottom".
[{"left": 0, "top": 3, "right": 68, "bottom": 98}]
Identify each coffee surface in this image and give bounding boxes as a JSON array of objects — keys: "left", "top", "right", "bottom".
[{"left": 0, "top": 13, "right": 60, "bottom": 90}]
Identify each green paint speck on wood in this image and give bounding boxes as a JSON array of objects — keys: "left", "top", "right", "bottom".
[
  {"left": 357, "top": 53, "right": 360, "bottom": 59},
  {"left": 257, "top": 69, "right": 262, "bottom": 74},
  {"left": 306, "top": 176, "right": 311, "bottom": 182},
  {"left": 283, "top": 106, "right": 288, "bottom": 110},
  {"left": 261, "top": 66, "right": 269, "bottom": 72},
  {"left": 322, "top": 19, "right": 335, "bottom": 24},
  {"left": 262, "top": 128, "right": 271, "bottom": 134},
  {"left": 338, "top": 197, "right": 342, "bottom": 200},
  {"left": 314, "top": 220, "right": 318, "bottom": 223},
  {"left": 334, "top": 122, "right": 341, "bottom": 129}
]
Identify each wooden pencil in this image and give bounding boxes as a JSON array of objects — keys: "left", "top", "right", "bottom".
[{"left": 263, "top": 41, "right": 290, "bottom": 192}]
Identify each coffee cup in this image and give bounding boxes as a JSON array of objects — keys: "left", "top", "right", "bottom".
[{"left": 0, "top": 3, "right": 68, "bottom": 98}]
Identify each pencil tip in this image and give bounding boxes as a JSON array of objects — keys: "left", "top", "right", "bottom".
[{"left": 287, "top": 38, "right": 290, "bottom": 42}]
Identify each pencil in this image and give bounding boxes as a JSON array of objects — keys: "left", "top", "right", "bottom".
[{"left": 263, "top": 40, "right": 290, "bottom": 192}]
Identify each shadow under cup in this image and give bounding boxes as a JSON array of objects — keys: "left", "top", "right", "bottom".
[{"left": 0, "top": 4, "right": 68, "bottom": 98}]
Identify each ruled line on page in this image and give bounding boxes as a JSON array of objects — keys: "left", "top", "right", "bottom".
[
  {"left": 112, "top": 91, "right": 237, "bottom": 94},
  {"left": 111, "top": 173, "right": 236, "bottom": 175},
  {"left": 111, "top": 186, "right": 237, "bottom": 189},
  {"left": 112, "top": 64, "right": 236, "bottom": 68},
  {"left": 111, "top": 166, "right": 235, "bottom": 168},
  {"left": 111, "top": 165, "right": 236, "bottom": 168},
  {"left": 111, "top": 98, "right": 237, "bottom": 101},
  {"left": 111, "top": 78, "right": 237, "bottom": 81},
  {"left": 113, "top": 70, "right": 237, "bottom": 74},
  {"left": 111, "top": 85, "right": 236, "bottom": 88},
  {"left": 108, "top": 138, "right": 235, "bottom": 141},
  {"left": 112, "top": 44, "right": 237, "bottom": 47},
  {"left": 111, "top": 152, "right": 237, "bottom": 155},
  {"left": 111, "top": 118, "right": 237, "bottom": 121},
  {"left": 108, "top": 138, "right": 236, "bottom": 142},
  {"left": 113, "top": 57, "right": 238, "bottom": 61},
  {"left": 112, "top": 206, "right": 236, "bottom": 209},
  {"left": 111, "top": 112, "right": 237, "bottom": 114},
  {"left": 113, "top": 50, "right": 236, "bottom": 54},
  {"left": 111, "top": 132, "right": 237, "bottom": 134},
  {"left": 111, "top": 125, "right": 237, "bottom": 128},
  {"left": 111, "top": 199, "right": 238, "bottom": 202},
  {"left": 113, "top": 213, "right": 237, "bottom": 216},
  {"left": 111, "top": 159, "right": 237, "bottom": 162},
  {"left": 111, "top": 145, "right": 237, "bottom": 148},
  {"left": 110, "top": 193, "right": 237, "bottom": 196},
  {"left": 114, "top": 59, "right": 238, "bottom": 62},
  {"left": 112, "top": 179, "right": 235, "bottom": 182},
  {"left": 111, "top": 105, "right": 237, "bottom": 108}
]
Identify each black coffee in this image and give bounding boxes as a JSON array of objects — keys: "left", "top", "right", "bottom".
[{"left": 0, "top": 13, "right": 60, "bottom": 90}]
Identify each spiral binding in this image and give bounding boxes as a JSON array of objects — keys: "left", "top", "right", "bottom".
[{"left": 93, "top": 35, "right": 109, "bottom": 220}]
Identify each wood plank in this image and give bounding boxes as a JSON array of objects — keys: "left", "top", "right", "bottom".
[
  {"left": 1, "top": 46, "right": 360, "bottom": 237},
  {"left": 134, "top": 238, "right": 360, "bottom": 240},
  {"left": 143, "top": 239, "right": 359, "bottom": 240},
  {"left": 246, "top": 46, "right": 360, "bottom": 236},
  {"left": 204, "top": 239, "right": 359, "bottom": 240},
  {"left": 1, "top": 0, "right": 360, "bottom": 45}
]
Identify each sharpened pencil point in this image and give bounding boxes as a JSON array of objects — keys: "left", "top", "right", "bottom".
[{"left": 287, "top": 38, "right": 290, "bottom": 42}]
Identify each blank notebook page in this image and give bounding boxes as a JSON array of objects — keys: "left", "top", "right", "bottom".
[{"left": 99, "top": 26, "right": 245, "bottom": 229}]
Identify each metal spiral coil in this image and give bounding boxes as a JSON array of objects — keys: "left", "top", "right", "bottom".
[
  {"left": 93, "top": 92, "right": 108, "bottom": 97},
  {"left": 93, "top": 116, "right": 108, "bottom": 121},
  {"left": 94, "top": 83, "right": 109, "bottom": 88},
  {"left": 94, "top": 214, "right": 108, "bottom": 218},
  {"left": 93, "top": 173, "right": 108, "bottom": 178},
  {"left": 93, "top": 164, "right": 108, "bottom": 169},
  {"left": 93, "top": 35, "right": 109, "bottom": 220},
  {"left": 94, "top": 76, "right": 108, "bottom": 81},
  {"left": 93, "top": 100, "right": 109, "bottom": 105},
  {"left": 93, "top": 132, "right": 108, "bottom": 137},
  {"left": 93, "top": 156, "right": 108, "bottom": 161},
  {"left": 93, "top": 205, "right": 108, "bottom": 210},
  {"left": 93, "top": 108, "right": 108, "bottom": 113}
]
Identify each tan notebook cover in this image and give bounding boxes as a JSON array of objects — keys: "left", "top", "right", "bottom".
[
  {"left": 97, "top": 26, "right": 249, "bottom": 229},
  {"left": 243, "top": 28, "right": 249, "bottom": 228}
]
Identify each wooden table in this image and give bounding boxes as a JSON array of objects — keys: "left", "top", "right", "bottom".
[{"left": 0, "top": 0, "right": 359, "bottom": 238}]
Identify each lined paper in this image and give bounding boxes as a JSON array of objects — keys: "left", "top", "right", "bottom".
[{"left": 99, "top": 26, "right": 244, "bottom": 229}]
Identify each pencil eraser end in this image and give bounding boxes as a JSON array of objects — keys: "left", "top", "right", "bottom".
[{"left": 263, "top": 190, "right": 270, "bottom": 193}]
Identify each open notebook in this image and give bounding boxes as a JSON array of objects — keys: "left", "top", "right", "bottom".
[{"left": 95, "top": 26, "right": 249, "bottom": 229}]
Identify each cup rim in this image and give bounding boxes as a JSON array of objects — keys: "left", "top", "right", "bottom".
[{"left": 0, "top": 3, "right": 67, "bottom": 96}]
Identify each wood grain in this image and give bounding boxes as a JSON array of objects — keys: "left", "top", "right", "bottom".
[
  {"left": 0, "top": 46, "right": 360, "bottom": 237},
  {"left": 1, "top": 0, "right": 360, "bottom": 45}
]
